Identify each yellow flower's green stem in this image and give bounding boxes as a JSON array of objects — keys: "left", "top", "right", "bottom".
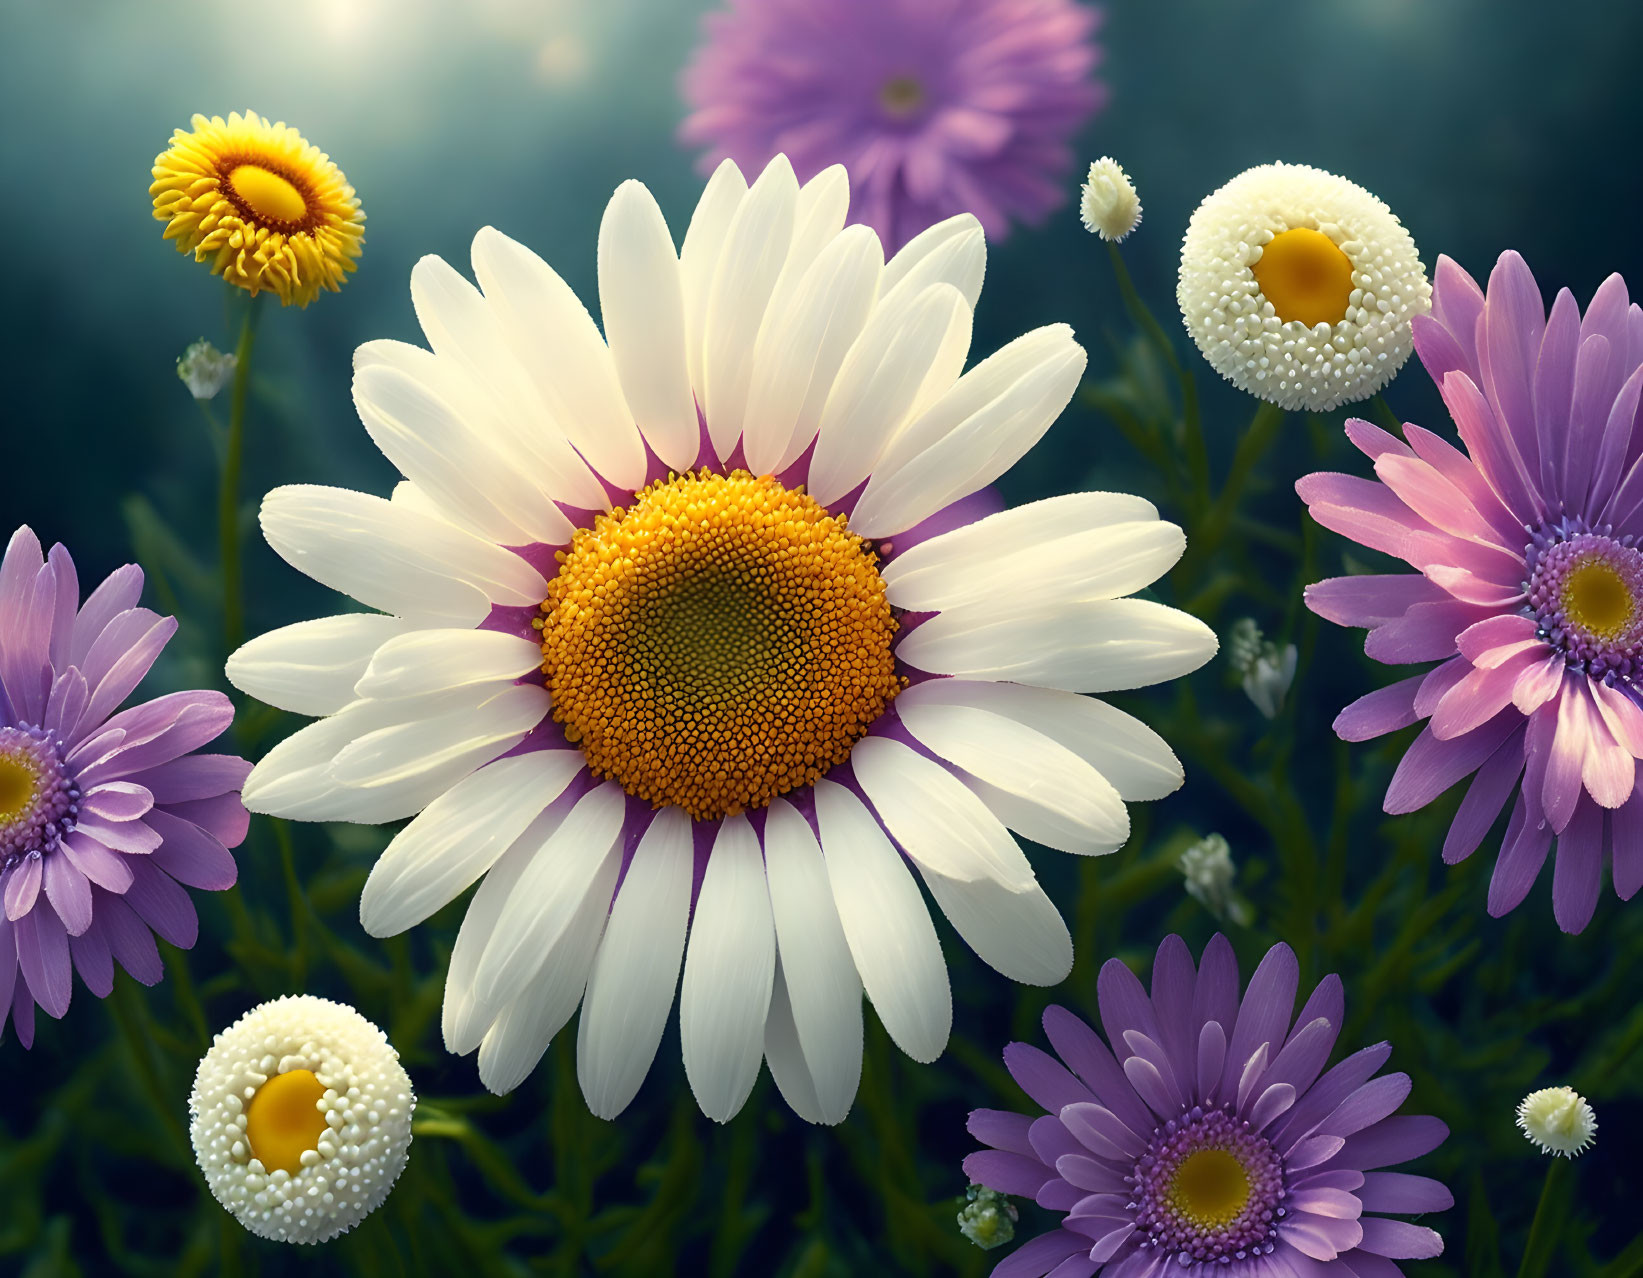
[
  {"left": 1517, "top": 1157, "right": 1570, "bottom": 1278},
  {"left": 220, "top": 301, "right": 261, "bottom": 653}
]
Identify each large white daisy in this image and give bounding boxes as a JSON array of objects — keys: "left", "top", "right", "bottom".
[{"left": 228, "top": 155, "right": 1217, "bottom": 1124}]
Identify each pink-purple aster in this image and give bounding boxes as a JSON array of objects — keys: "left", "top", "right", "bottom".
[
  {"left": 678, "top": 0, "right": 1106, "bottom": 252},
  {"left": 1299, "top": 252, "right": 1643, "bottom": 932},
  {"left": 964, "top": 935, "right": 1450, "bottom": 1277},
  {"left": 0, "top": 527, "right": 250, "bottom": 1046}
]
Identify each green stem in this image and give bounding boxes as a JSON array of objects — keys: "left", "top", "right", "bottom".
[
  {"left": 272, "top": 818, "right": 309, "bottom": 985},
  {"left": 1517, "top": 1157, "right": 1571, "bottom": 1278},
  {"left": 220, "top": 302, "right": 261, "bottom": 653},
  {"left": 1369, "top": 392, "right": 1402, "bottom": 434},
  {"left": 1106, "top": 241, "right": 1207, "bottom": 503},
  {"left": 1178, "top": 401, "right": 1287, "bottom": 587}
]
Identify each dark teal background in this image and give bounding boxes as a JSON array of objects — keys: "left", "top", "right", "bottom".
[{"left": 1, "top": 1, "right": 1640, "bottom": 1274}]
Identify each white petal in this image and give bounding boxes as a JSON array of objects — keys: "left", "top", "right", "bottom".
[
  {"left": 679, "top": 814, "right": 776, "bottom": 1122},
  {"left": 353, "top": 361, "right": 558, "bottom": 546},
  {"left": 881, "top": 213, "right": 986, "bottom": 310},
  {"left": 241, "top": 698, "right": 492, "bottom": 823},
  {"left": 226, "top": 614, "right": 408, "bottom": 716},
  {"left": 883, "top": 492, "right": 1159, "bottom": 600},
  {"left": 850, "top": 327, "right": 1087, "bottom": 538},
  {"left": 850, "top": 736, "right": 1036, "bottom": 890},
  {"left": 473, "top": 225, "right": 648, "bottom": 490},
  {"left": 359, "top": 750, "right": 584, "bottom": 937},
  {"left": 443, "top": 834, "right": 537, "bottom": 1053},
  {"left": 409, "top": 255, "right": 607, "bottom": 510},
  {"left": 897, "top": 598, "right": 1219, "bottom": 694},
  {"left": 679, "top": 159, "right": 748, "bottom": 400},
  {"left": 353, "top": 629, "right": 544, "bottom": 701},
  {"left": 917, "top": 868, "right": 1072, "bottom": 986},
  {"left": 596, "top": 182, "right": 699, "bottom": 470},
  {"left": 477, "top": 841, "right": 619, "bottom": 1095},
  {"left": 742, "top": 226, "right": 884, "bottom": 476},
  {"left": 764, "top": 961, "right": 828, "bottom": 1125},
  {"left": 812, "top": 779, "right": 951, "bottom": 1063},
  {"left": 328, "top": 684, "right": 550, "bottom": 788},
  {"left": 702, "top": 155, "right": 799, "bottom": 460},
  {"left": 762, "top": 799, "right": 862, "bottom": 1124},
  {"left": 762, "top": 164, "right": 850, "bottom": 326},
  {"left": 577, "top": 807, "right": 693, "bottom": 1120},
  {"left": 260, "top": 485, "right": 547, "bottom": 625},
  {"left": 891, "top": 678, "right": 1184, "bottom": 801},
  {"left": 469, "top": 783, "right": 627, "bottom": 1023},
  {"left": 806, "top": 283, "right": 972, "bottom": 506},
  {"left": 896, "top": 692, "right": 1129, "bottom": 854}
]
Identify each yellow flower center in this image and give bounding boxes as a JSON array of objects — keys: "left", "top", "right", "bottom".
[
  {"left": 1563, "top": 558, "right": 1634, "bottom": 639},
  {"left": 0, "top": 755, "right": 35, "bottom": 824},
  {"left": 880, "top": 74, "right": 927, "bottom": 119},
  {"left": 537, "top": 469, "right": 902, "bottom": 821},
  {"left": 227, "top": 163, "right": 310, "bottom": 228},
  {"left": 1251, "top": 227, "right": 1354, "bottom": 327},
  {"left": 245, "top": 1068, "right": 329, "bottom": 1176},
  {"left": 1167, "top": 1149, "right": 1251, "bottom": 1228}
]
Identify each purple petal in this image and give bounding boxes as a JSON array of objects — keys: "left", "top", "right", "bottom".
[
  {"left": 42, "top": 854, "right": 93, "bottom": 936},
  {"left": 1274, "top": 1043, "right": 1394, "bottom": 1149},
  {"left": 1004, "top": 1042, "right": 1096, "bottom": 1115},
  {"left": 969, "top": 1108, "right": 1036, "bottom": 1156},
  {"left": 159, "top": 793, "right": 251, "bottom": 851},
  {"left": 1365, "top": 601, "right": 1496, "bottom": 666},
  {"left": 1041, "top": 1005, "right": 1154, "bottom": 1136},
  {"left": 1478, "top": 251, "right": 1547, "bottom": 498},
  {"left": 1334, "top": 676, "right": 1423, "bottom": 743},
  {"left": 4, "top": 857, "right": 42, "bottom": 920},
  {"left": 1265, "top": 1018, "right": 1338, "bottom": 1099},
  {"left": 1612, "top": 784, "right": 1643, "bottom": 899},
  {"left": 1196, "top": 1021, "right": 1226, "bottom": 1102},
  {"left": 122, "top": 861, "right": 198, "bottom": 949},
  {"left": 1190, "top": 933, "right": 1239, "bottom": 1042},
  {"left": 1287, "top": 1185, "right": 1362, "bottom": 1220},
  {"left": 1278, "top": 1214, "right": 1358, "bottom": 1261},
  {"left": 1327, "top": 1115, "right": 1449, "bottom": 1172},
  {"left": 14, "top": 904, "right": 71, "bottom": 1019},
  {"left": 0, "top": 916, "right": 15, "bottom": 1014},
  {"left": 1248, "top": 1082, "right": 1297, "bottom": 1131},
  {"left": 69, "top": 564, "right": 143, "bottom": 667},
  {"left": 1440, "top": 369, "right": 1539, "bottom": 523},
  {"left": 1321, "top": 1073, "right": 1413, "bottom": 1138},
  {"left": 1054, "top": 1153, "right": 1117, "bottom": 1193},
  {"left": 73, "top": 815, "right": 160, "bottom": 856},
  {"left": 1305, "top": 574, "right": 1447, "bottom": 628},
  {"left": 1425, "top": 255, "right": 1486, "bottom": 380},
  {"left": 80, "top": 782, "right": 155, "bottom": 823},
  {"left": 137, "top": 753, "right": 253, "bottom": 804},
  {"left": 1219, "top": 942, "right": 1298, "bottom": 1100},
  {"left": 59, "top": 834, "right": 133, "bottom": 893},
  {"left": 76, "top": 611, "right": 179, "bottom": 736},
  {"left": 989, "top": 1229, "right": 1088, "bottom": 1278},
  {"left": 77, "top": 692, "right": 235, "bottom": 786},
  {"left": 1442, "top": 729, "right": 1527, "bottom": 864},
  {"left": 1551, "top": 800, "right": 1603, "bottom": 934},
  {"left": 68, "top": 918, "right": 114, "bottom": 998},
  {"left": 962, "top": 1149, "right": 1053, "bottom": 1198},
  {"left": 145, "top": 809, "right": 238, "bottom": 892},
  {"left": 1060, "top": 1102, "right": 1145, "bottom": 1160},
  {"left": 9, "top": 981, "right": 35, "bottom": 1047},
  {"left": 1121, "top": 1054, "right": 1178, "bottom": 1118},
  {"left": 1357, "top": 1171, "right": 1454, "bottom": 1215},
  {"left": 1097, "top": 956, "right": 1162, "bottom": 1061},
  {"left": 1357, "top": 1217, "right": 1444, "bottom": 1259},
  {"left": 1027, "top": 1114, "right": 1084, "bottom": 1168},
  {"left": 96, "top": 893, "right": 163, "bottom": 985},
  {"left": 1147, "top": 933, "right": 1198, "bottom": 1081},
  {"left": 1384, "top": 714, "right": 1520, "bottom": 815},
  {"left": 1487, "top": 791, "right": 1553, "bottom": 916}
]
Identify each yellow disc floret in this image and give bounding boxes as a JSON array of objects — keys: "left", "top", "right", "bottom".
[
  {"left": 1168, "top": 1148, "right": 1251, "bottom": 1228},
  {"left": 1251, "top": 227, "right": 1355, "bottom": 327},
  {"left": 538, "top": 469, "right": 902, "bottom": 820},
  {"left": 1563, "top": 558, "right": 1634, "bottom": 639},
  {"left": 0, "top": 755, "right": 35, "bottom": 824},
  {"left": 150, "top": 110, "right": 364, "bottom": 307},
  {"left": 245, "top": 1068, "right": 330, "bottom": 1176}
]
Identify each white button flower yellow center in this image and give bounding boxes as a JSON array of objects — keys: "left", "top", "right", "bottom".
[{"left": 189, "top": 996, "right": 415, "bottom": 1243}]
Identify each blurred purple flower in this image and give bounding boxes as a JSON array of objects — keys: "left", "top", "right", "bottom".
[
  {"left": 965, "top": 934, "right": 1451, "bottom": 1276},
  {"left": 1299, "top": 253, "right": 1643, "bottom": 932},
  {"left": 679, "top": 0, "right": 1106, "bottom": 252},
  {"left": 0, "top": 527, "right": 249, "bottom": 1046}
]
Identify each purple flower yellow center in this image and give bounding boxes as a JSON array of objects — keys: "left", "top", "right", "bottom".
[
  {"left": 1133, "top": 1106, "right": 1285, "bottom": 1265},
  {"left": 245, "top": 1068, "right": 330, "bottom": 1176},
  {"left": 1526, "top": 524, "right": 1643, "bottom": 678},
  {"left": 0, "top": 725, "right": 78, "bottom": 867},
  {"left": 1250, "top": 227, "right": 1355, "bottom": 327},
  {"left": 535, "top": 469, "right": 903, "bottom": 821},
  {"left": 878, "top": 73, "right": 927, "bottom": 120}
]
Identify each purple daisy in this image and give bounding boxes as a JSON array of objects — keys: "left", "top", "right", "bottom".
[
  {"left": 0, "top": 526, "right": 250, "bottom": 1047},
  {"left": 678, "top": 0, "right": 1107, "bottom": 252},
  {"left": 1298, "top": 252, "right": 1643, "bottom": 932},
  {"left": 964, "top": 935, "right": 1450, "bottom": 1276}
]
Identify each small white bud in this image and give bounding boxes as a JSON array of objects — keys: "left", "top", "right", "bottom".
[
  {"left": 1516, "top": 1086, "right": 1596, "bottom": 1158},
  {"left": 1178, "top": 834, "right": 1254, "bottom": 926},
  {"left": 177, "top": 339, "right": 238, "bottom": 400},
  {"left": 1226, "top": 618, "right": 1297, "bottom": 719},
  {"left": 1080, "top": 157, "right": 1142, "bottom": 243}
]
